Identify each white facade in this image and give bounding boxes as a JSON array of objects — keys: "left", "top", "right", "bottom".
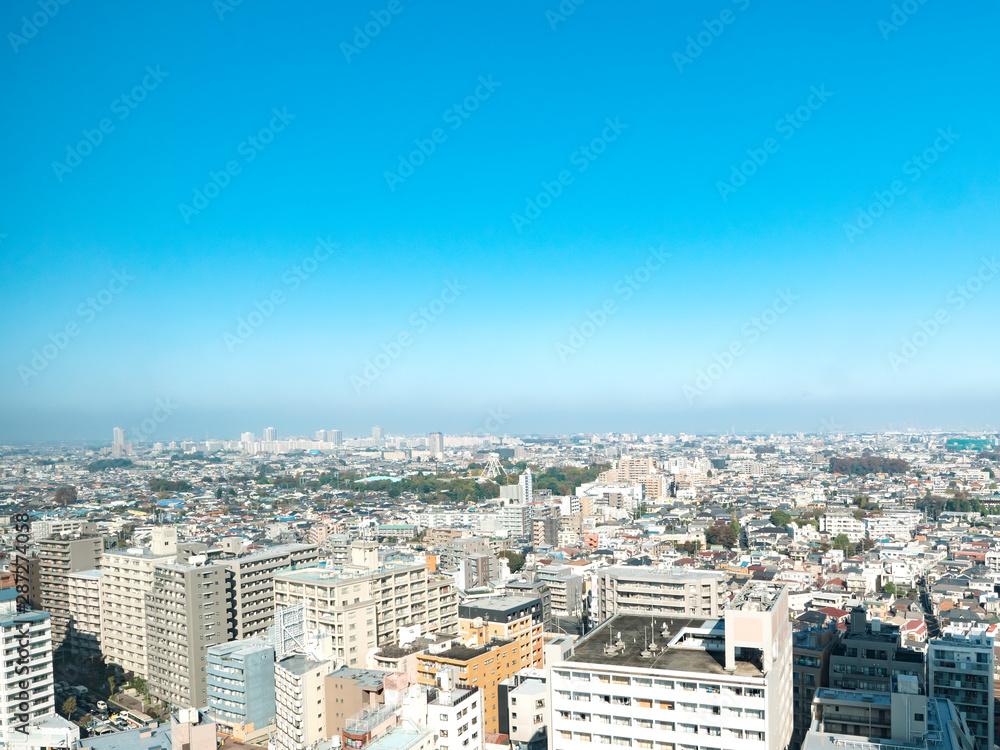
[
  {"left": 821, "top": 513, "right": 866, "bottom": 542},
  {"left": 0, "top": 613, "right": 55, "bottom": 750}
]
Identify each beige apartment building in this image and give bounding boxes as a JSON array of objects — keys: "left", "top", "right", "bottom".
[{"left": 226, "top": 543, "right": 320, "bottom": 640}]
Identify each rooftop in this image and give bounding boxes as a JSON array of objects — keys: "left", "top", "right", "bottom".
[{"left": 567, "top": 614, "right": 764, "bottom": 678}]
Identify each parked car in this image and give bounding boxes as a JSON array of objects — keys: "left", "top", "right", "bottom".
[{"left": 96, "top": 701, "right": 107, "bottom": 712}]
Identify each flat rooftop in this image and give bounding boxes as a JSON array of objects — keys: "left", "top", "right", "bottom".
[{"left": 567, "top": 614, "right": 764, "bottom": 678}]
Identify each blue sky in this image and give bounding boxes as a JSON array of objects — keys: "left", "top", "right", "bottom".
[{"left": 2, "top": 0, "right": 999, "bottom": 441}]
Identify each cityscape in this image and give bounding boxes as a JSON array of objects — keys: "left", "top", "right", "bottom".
[{"left": 3, "top": 2, "right": 1000, "bottom": 750}]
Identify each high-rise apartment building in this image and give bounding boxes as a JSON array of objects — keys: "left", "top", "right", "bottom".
[
  {"left": 274, "top": 654, "right": 330, "bottom": 750},
  {"left": 427, "top": 432, "right": 444, "bottom": 455},
  {"left": 518, "top": 469, "right": 533, "bottom": 505},
  {"left": 146, "top": 561, "right": 229, "bottom": 709},
  {"left": 226, "top": 543, "right": 320, "bottom": 640},
  {"left": 207, "top": 638, "right": 276, "bottom": 742},
  {"left": 550, "top": 581, "right": 793, "bottom": 750},
  {"left": 830, "top": 608, "right": 924, "bottom": 693},
  {"left": 0, "top": 611, "right": 55, "bottom": 750},
  {"left": 112, "top": 426, "right": 127, "bottom": 456},
  {"left": 65, "top": 569, "right": 102, "bottom": 660},
  {"left": 37, "top": 535, "right": 103, "bottom": 650},
  {"left": 497, "top": 505, "right": 530, "bottom": 539},
  {"left": 595, "top": 568, "right": 724, "bottom": 623},
  {"left": 928, "top": 631, "right": 994, "bottom": 750},
  {"left": 273, "top": 545, "right": 458, "bottom": 668},
  {"left": 263, "top": 427, "right": 277, "bottom": 442},
  {"left": 330, "top": 430, "right": 343, "bottom": 446},
  {"left": 100, "top": 532, "right": 179, "bottom": 678},
  {"left": 372, "top": 425, "right": 383, "bottom": 440}
]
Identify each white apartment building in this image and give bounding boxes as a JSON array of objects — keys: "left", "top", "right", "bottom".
[
  {"left": 29, "top": 520, "right": 88, "bottom": 540},
  {"left": 99, "top": 546, "right": 176, "bottom": 677},
  {"left": 273, "top": 654, "right": 329, "bottom": 750},
  {"left": 821, "top": 513, "right": 866, "bottom": 543},
  {"left": 550, "top": 582, "right": 793, "bottom": 750},
  {"left": 0, "top": 612, "right": 55, "bottom": 750},
  {"left": 595, "top": 568, "right": 725, "bottom": 623},
  {"left": 273, "top": 545, "right": 457, "bottom": 668},
  {"left": 65, "top": 569, "right": 102, "bottom": 660}
]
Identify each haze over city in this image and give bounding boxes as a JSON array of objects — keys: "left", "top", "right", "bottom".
[{"left": 2, "top": 2, "right": 999, "bottom": 442}]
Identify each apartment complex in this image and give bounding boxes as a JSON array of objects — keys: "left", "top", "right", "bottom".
[
  {"left": 273, "top": 545, "right": 458, "bottom": 668},
  {"left": 99, "top": 546, "right": 177, "bottom": 677},
  {"left": 226, "top": 543, "right": 320, "bottom": 640},
  {"left": 207, "top": 638, "right": 276, "bottom": 742},
  {"left": 0, "top": 612, "right": 55, "bottom": 750},
  {"left": 550, "top": 581, "right": 793, "bottom": 750},
  {"left": 37, "top": 535, "right": 102, "bottom": 650},
  {"left": 595, "top": 567, "right": 724, "bottom": 622},
  {"left": 829, "top": 608, "right": 925, "bottom": 693},
  {"left": 928, "top": 632, "right": 994, "bottom": 750},
  {"left": 273, "top": 654, "right": 329, "bottom": 750},
  {"left": 65, "top": 569, "right": 102, "bottom": 660},
  {"left": 146, "top": 560, "right": 229, "bottom": 708}
]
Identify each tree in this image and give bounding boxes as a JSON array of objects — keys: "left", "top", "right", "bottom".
[
  {"left": 215, "top": 488, "right": 223, "bottom": 499},
  {"left": 498, "top": 550, "right": 525, "bottom": 573},
  {"left": 127, "top": 676, "right": 148, "bottom": 699},
  {"left": 705, "top": 524, "right": 737, "bottom": 549},
  {"left": 62, "top": 697, "right": 77, "bottom": 720},
  {"left": 80, "top": 713, "right": 93, "bottom": 727},
  {"left": 108, "top": 676, "right": 116, "bottom": 697},
  {"left": 883, "top": 581, "right": 896, "bottom": 596},
  {"left": 54, "top": 486, "right": 78, "bottom": 505},
  {"left": 728, "top": 518, "right": 741, "bottom": 539},
  {"left": 769, "top": 510, "right": 792, "bottom": 527}
]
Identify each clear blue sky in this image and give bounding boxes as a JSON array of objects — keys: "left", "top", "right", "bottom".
[{"left": 2, "top": 0, "right": 999, "bottom": 441}]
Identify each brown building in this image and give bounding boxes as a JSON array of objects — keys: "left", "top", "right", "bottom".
[{"left": 324, "top": 667, "right": 386, "bottom": 740}]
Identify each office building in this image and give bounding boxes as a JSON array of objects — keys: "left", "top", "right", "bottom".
[
  {"left": 65, "top": 569, "right": 102, "bottom": 660},
  {"left": 226, "top": 543, "right": 320, "bottom": 640},
  {"left": 595, "top": 567, "right": 724, "bottom": 623},
  {"left": 274, "top": 654, "right": 330, "bottom": 750},
  {"left": 37, "top": 535, "right": 102, "bottom": 650},
  {"left": 146, "top": 560, "right": 229, "bottom": 709},
  {"left": 207, "top": 638, "right": 276, "bottom": 742},
  {"left": 0, "top": 612, "right": 55, "bottom": 750},
  {"left": 929, "top": 631, "right": 994, "bottom": 750},
  {"left": 549, "top": 581, "right": 793, "bottom": 750}
]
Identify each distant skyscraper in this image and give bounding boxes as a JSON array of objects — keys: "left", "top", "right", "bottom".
[
  {"left": 428, "top": 431, "right": 445, "bottom": 455},
  {"left": 263, "top": 426, "right": 276, "bottom": 442},
  {"left": 112, "top": 426, "right": 127, "bottom": 456},
  {"left": 372, "top": 425, "right": 383, "bottom": 440},
  {"left": 314, "top": 429, "right": 327, "bottom": 442},
  {"left": 330, "top": 429, "right": 343, "bottom": 446},
  {"left": 240, "top": 432, "right": 255, "bottom": 444}
]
